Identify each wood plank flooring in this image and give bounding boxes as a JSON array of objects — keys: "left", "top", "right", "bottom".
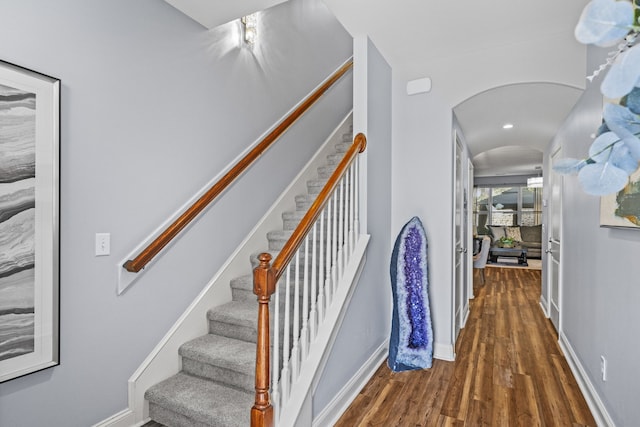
[{"left": 334, "top": 267, "right": 596, "bottom": 426}]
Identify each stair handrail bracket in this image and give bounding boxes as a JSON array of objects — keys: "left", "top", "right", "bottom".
[
  {"left": 121, "top": 58, "right": 354, "bottom": 276},
  {"left": 251, "top": 133, "right": 366, "bottom": 427}
]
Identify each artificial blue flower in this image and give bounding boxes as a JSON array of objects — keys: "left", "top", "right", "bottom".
[
  {"left": 575, "top": 0, "right": 634, "bottom": 47},
  {"left": 553, "top": 157, "right": 587, "bottom": 174},
  {"left": 589, "top": 131, "right": 639, "bottom": 173},
  {"left": 578, "top": 162, "right": 630, "bottom": 195},
  {"left": 624, "top": 87, "right": 640, "bottom": 114},
  {"left": 603, "top": 103, "right": 640, "bottom": 160},
  {"left": 601, "top": 44, "right": 640, "bottom": 98}
]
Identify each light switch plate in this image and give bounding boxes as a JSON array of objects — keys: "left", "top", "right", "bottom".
[{"left": 95, "top": 233, "right": 110, "bottom": 256}]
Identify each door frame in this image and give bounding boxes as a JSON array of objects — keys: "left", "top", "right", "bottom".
[
  {"left": 546, "top": 146, "right": 563, "bottom": 332},
  {"left": 466, "top": 158, "right": 475, "bottom": 302}
]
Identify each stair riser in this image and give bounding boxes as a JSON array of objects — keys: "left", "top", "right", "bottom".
[
  {"left": 149, "top": 403, "right": 212, "bottom": 427},
  {"left": 295, "top": 194, "right": 349, "bottom": 211},
  {"left": 208, "top": 321, "right": 256, "bottom": 343},
  {"left": 182, "top": 358, "right": 254, "bottom": 394},
  {"left": 283, "top": 215, "right": 352, "bottom": 232},
  {"left": 268, "top": 235, "right": 351, "bottom": 251}
]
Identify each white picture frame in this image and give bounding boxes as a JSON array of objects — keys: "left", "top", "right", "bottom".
[{"left": 0, "top": 60, "right": 60, "bottom": 383}]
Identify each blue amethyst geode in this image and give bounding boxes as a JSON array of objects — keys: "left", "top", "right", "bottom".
[{"left": 388, "top": 216, "right": 433, "bottom": 371}]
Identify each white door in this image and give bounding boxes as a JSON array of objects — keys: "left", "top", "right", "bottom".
[
  {"left": 453, "top": 138, "right": 466, "bottom": 340},
  {"left": 548, "top": 148, "right": 563, "bottom": 332}
]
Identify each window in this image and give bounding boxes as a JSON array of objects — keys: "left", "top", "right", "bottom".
[{"left": 473, "top": 186, "right": 542, "bottom": 234}]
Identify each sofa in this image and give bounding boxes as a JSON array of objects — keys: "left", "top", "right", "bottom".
[{"left": 486, "top": 224, "right": 542, "bottom": 258}]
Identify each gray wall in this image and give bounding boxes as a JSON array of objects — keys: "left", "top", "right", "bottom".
[
  {"left": 547, "top": 44, "right": 640, "bottom": 425},
  {"left": 0, "top": 1, "right": 352, "bottom": 425},
  {"left": 313, "top": 38, "right": 392, "bottom": 416}
]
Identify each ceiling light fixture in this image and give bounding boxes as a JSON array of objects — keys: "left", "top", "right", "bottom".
[
  {"left": 241, "top": 13, "right": 258, "bottom": 46},
  {"left": 527, "top": 176, "right": 543, "bottom": 188},
  {"left": 502, "top": 123, "right": 514, "bottom": 129}
]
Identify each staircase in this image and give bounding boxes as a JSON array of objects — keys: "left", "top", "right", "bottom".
[{"left": 144, "top": 123, "right": 356, "bottom": 427}]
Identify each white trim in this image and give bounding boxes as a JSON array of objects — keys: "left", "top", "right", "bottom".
[
  {"left": 434, "top": 342, "right": 456, "bottom": 361},
  {"left": 91, "top": 409, "right": 149, "bottom": 427},
  {"left": 353, "top": 36, "right": 368, "bottom": 234},
  {"left": 539, "top": 297, "right": 549, "bottom": 318},
  {"left": 559, "top": 332, "right": 616, "bottom": 427},
  {"left": 461, "top": 303, "right": 470, "bottom": 329},
  {"left": 312, "top": 341, "right": 387, "bottom": 427}
]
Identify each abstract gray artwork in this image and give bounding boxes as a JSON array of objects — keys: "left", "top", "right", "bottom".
[{"left": 0, "top": 83, "right": 36, "bottom": 362}]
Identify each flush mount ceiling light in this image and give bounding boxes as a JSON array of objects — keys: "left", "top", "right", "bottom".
[
  {"left": 502, "top": 123, "right": 514, "bottom": 129},
  {"left": 241, "top": 13, "right": 258, "bottom": 46},
  {"left": 527, "top": 176, "right": 543, "bottom": 188}
]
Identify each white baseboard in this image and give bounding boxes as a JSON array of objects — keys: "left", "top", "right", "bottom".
[
  {"left": 91, "top": 409, "right": 147, "bottom": 427},
  {"left": 558, "top": 332, "right": 615, "bottom": 427},
  {"left": 434, "top": 342, "right": 456, "bottom": 361},
  {"left": 539, "top": 297, "right": 549, "bottom": 318},
  {"left": 312, "top": 342, "right": 387, "bottom": 427},
  {"left": 461, "top": 304, "right": 470, "bottom": 328}
]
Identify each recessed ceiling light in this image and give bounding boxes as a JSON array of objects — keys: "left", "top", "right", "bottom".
[{"left": 502, "top": 123, "right": 514, "bottom": 129}]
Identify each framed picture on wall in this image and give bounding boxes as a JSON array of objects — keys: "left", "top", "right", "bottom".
[
  {"left": 600, "top": 167, "right": 640, "bottom": 229},
  {"left": 0, "top": 60, "right": 60, "bottom": 383}
]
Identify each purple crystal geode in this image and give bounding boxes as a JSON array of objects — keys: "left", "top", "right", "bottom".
[{"left": 388, "top": 216, "right": 433, "bottom": 371}]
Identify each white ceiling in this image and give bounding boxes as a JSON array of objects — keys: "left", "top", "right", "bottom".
[
  {"left": 454, "top": 83, "right": 583, "bottom": 177},
  {"left": 165, "top": 0, "right": 591, "bottom": 177}
]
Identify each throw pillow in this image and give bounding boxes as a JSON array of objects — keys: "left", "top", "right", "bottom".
[
  {"left": 505, "top": 226, "right": 522, "bottom": 242},
  {"left": 520, "top": 225, "right": 542, "bottom": 243},
  {"left": 488, "top": 225, "right": 506, "bottom": 240}
]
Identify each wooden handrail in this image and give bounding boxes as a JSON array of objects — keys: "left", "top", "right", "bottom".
[
  {"left": 123, "top": 59, "right": 353, "bottom": 273},
  {"left": 251, "top": 133, "right": 366, "bottom": 426},
  {"left": 272, "top": 133, "right": 366, "bottom": 279}
]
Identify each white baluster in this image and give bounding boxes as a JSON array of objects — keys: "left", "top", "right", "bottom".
[
  {"left": 337, "top": 180, "right": 344, "bottom": 289},
  {"left": 354, "top": 156, "right": 360, "bottom": 246},
  {"left": 325, "top": 198, "right": 333, "bottom": 305},
  {"left": 310, "top": 222, "right": 318, "bottom": 340},
  {"left": 281, "top": 266, "right": 291, "bottom": 402},
  {"left": 301, "top": 235, "right": 310, "bottom": 360},
  {"left": 318, "top": 209, "right": 326, "bottom": 322},
  {"left": 331, "top": 191, "right": 338, "bottom": 300},
  {"left": 348, "top": 164, "right": 355, "bottom": 257},
  {"left": 291, "top": 249, "right": 300, "bottom": 380}
]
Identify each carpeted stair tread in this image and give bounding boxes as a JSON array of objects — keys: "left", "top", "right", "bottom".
[
  {"left": 335, "top": 141, "right": 351, "bottom": 153},
  {"left": 307, "top": 178, "right": 328, "bottom": 195},
  {"left": 208, "top": 300, "right": 256, "bottom": 330},
  {"left": 145, "top": 372, "right": 252, "bottom": 427},
  {"left": 180, "top": 334, "right": 255, "bottom": 373},
  {"left": 179, "top": 334, "right": 255, "bottom": 393},
  {"left": 282, "top": 210, "right": 307, "bottom": 230}
]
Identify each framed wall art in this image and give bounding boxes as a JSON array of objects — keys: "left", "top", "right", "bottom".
[
  {"left": 600, "top": 167, "right": 640, "bottom": 229},
  {"left": 0, "top": 60, "right": 60, "bottom": 383}
]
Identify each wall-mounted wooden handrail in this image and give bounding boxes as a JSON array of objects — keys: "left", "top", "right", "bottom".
[
  {"left": 123, "top": 59, "right": 353, "bottom": 273},
  {"left": 251, "top": 133, "right": 366, "bottom": 427}
]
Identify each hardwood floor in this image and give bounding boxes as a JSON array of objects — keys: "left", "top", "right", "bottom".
[{"left": 334, "top": 267, "right": 596, "bottom": 426}]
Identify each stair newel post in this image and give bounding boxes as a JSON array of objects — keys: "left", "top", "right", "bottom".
[{"left": 252, "top": 253, "right": 275, "bottom": 427}]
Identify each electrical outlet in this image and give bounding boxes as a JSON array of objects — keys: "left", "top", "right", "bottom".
[
  {"left": 95, "top": 233, "right": 110, "bottom": 256},
  {"left": 600, "top": 355, "right": 607, "bottom": 381}
]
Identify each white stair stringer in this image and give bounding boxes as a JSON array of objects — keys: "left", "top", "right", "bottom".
[{"left": 124, "top": 113, "right": 357, "bottom": 426}]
